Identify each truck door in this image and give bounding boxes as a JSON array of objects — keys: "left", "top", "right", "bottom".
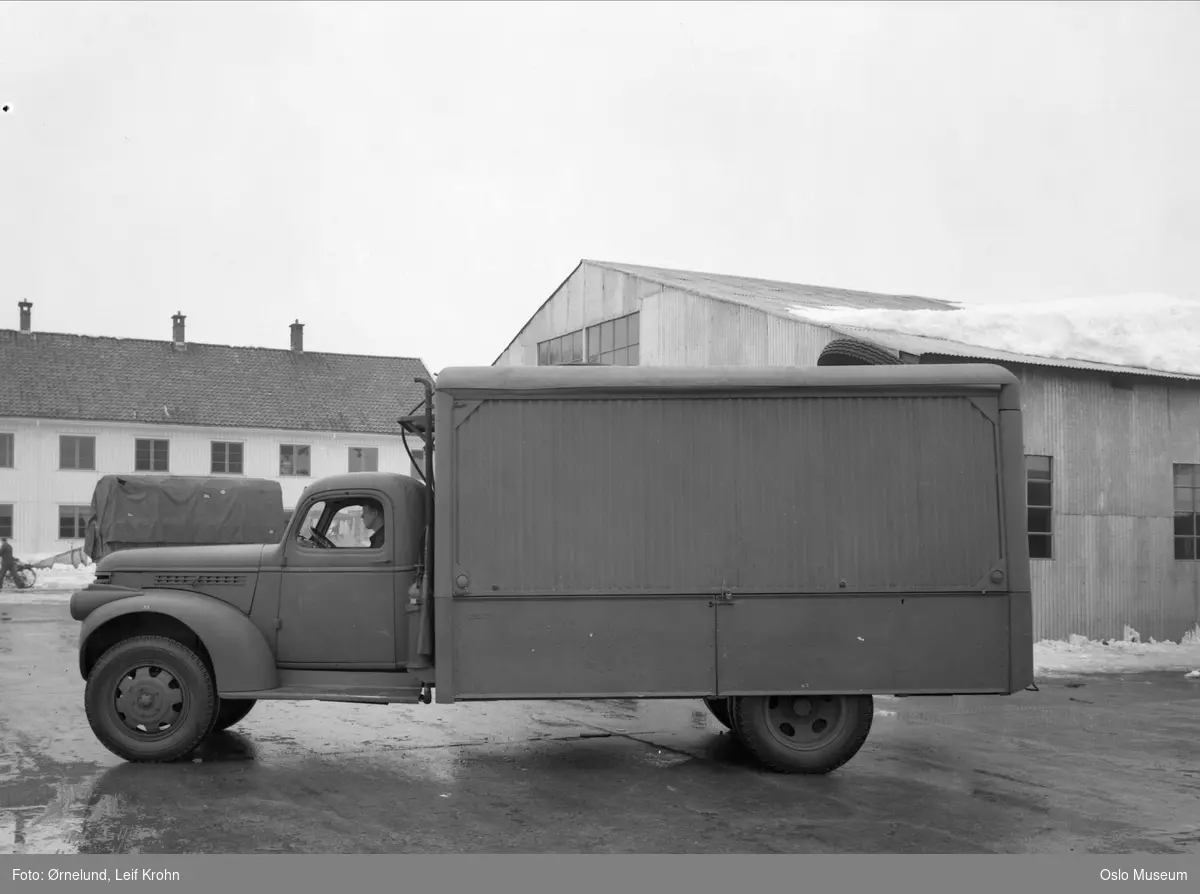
[{"left": 276, "top": 491, "right": 399, "bottom": 669}]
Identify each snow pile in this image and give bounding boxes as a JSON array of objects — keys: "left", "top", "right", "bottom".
[
  {"left": 1034, "top": 625, "right": 1200, "bottom": 676},
  {"left": 32, "top": 563, "right": 96, "bottom": 590},
  {"left": 788, "top": 294, "right": 1200, "bottom": 376}
]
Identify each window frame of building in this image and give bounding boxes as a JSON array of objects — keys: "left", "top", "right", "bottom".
[
  {"left": 134, "top": 438, "right": 170, "bottom": 473},
  {"left": 1026, "top": 454, "right": 1053, "bottom": 560},
  {"left": 211, "top": 441, "right": 245, "bottom": 475},
  {"left": 1173, "top": 463, "right": 1200, "bottom": 560},
  {"left": 58, "top": 504, "right": 89, "bottom": 540},
  {"left": 587, "top": 311, "right": 640, "bottom": 366},
  {"left": 0, "top": 503, "right": 12, "bottom": 539},
  {"left": 59, "top": 435, "right": 96, "bottom": 471},
  {"left": 280, "top": 444, "right": 311, "bottom": 477},
  {"left": 0, "top": 433, "right": 13, "bottom": 469},
  {"left": 348, "top": 446, "right": 379, "bottom": 473},
  {"left": 537, "top": 329, "right": 584, "bottom": 366}
]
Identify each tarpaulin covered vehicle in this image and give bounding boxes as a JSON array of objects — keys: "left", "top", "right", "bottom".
[{"left": 84, "top": 475, "right": 286, "bottom": 561}]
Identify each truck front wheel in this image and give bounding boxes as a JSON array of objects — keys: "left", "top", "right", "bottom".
[
  {"left": 213, "top": 698, "right": 257, "bottom": 731},
  {"left": 731, "top": 694, "right": 873, "bottom": 774},
  {"left": 84, "top": 635, "right": 217, "bottom": 763}
]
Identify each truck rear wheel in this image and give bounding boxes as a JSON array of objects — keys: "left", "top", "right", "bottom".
[
  {"left": 702, "top": 697, "right": 734, "bottom": 731},
  {"left": 84, "top": 635, "right": 217, "bottom": 763},
  {"left": 731, "top": 694, "right": 873, "bottom": 774},
  {"left": 213, "top": 698, "right": 257, "bottom": 731}
]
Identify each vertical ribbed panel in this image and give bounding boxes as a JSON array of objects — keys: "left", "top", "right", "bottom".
[
  {"left": 1031, "top": 516, "right": 1197, "bottom": 641},
  {"left": 452, "top": 395, "right": 1002, "bottom": 594},
  {"left": 1019, "top": 367, "right": 1200, "bottom": 641}
]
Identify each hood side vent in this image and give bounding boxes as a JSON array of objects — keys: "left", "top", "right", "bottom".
[{"left": 152, "top": 574, "right": 248, "bottom": 587}]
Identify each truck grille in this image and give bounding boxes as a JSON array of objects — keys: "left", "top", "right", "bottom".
[{"left": 153, "top": 574, "right": 248, "bottom": 587}]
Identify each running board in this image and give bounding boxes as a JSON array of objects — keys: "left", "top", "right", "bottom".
[
  {"left": 220, "top": 669, "right": 428, "bottom": 704},
  {"left": 219, "top": 686, "right": 424, "bottom": 705}
]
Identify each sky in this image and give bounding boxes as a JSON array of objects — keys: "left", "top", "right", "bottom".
[{"left": 2, "top": 0, "right": 1199, "bottom": 375}]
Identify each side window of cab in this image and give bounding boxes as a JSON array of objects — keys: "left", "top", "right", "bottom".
[{"left": 295, "top": 496, "right": 386, "bottom": 550}]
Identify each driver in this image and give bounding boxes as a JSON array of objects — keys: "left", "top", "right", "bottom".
[{"left": 362, "top": 501, "right": 385, "bottom": 548}]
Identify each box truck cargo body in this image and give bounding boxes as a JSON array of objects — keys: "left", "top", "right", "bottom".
[{"left": 431, "top": 364, "right": 1032, "bottom": 702}]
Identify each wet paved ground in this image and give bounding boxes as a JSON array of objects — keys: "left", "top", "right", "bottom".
[{"left": 2, "top": 599, "right": 1199, "bottom": 854}]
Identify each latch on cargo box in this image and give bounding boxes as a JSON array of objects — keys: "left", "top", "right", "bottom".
[{"left": 709, "top": 591, "right": 734, "bottom": 607}]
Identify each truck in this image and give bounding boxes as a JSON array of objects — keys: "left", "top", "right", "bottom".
[
  {"left": 84, "top": 475, "right": 287, "bottom": 562},
  {"left": 68, "top": 363, "right": 1033, "bottom": 774}
]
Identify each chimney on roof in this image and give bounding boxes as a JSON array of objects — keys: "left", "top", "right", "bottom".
[
  {"left": 290, "top": 319, "right": 304, "bottom": 353},
  {"left": 18, "top": 300, "right": 32, "bottom": 333},
  {"left": 172, "top": 311, "right": 186, "bottom": 349}
]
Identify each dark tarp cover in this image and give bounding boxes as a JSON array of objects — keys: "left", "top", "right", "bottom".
[{"left": 85, "top": 475, "right": 286, "bottom": 559}]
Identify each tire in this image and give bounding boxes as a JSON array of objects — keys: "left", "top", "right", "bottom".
[
  {"left": 703, "top": 697, "right": 734, "bottom": 731},
  {"left": 213, "top": 698, "right": 257, "bottom": 731},
  {"left": 728, "top": 697, "right": 749, "bottom": 741},
  {"left": 13, "top": 567, "right": 35, "bottom": 589},
  {"left": 731, "top": 693, "right": 874, "bottom": 774},
  {"left": 84, "top": 635, "right": 217, "bottom": 763},
  {"left": 816, "top": 338, "right": 902, "bottom": 367}
]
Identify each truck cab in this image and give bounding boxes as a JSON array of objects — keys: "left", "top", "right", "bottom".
[{"left": 69, "top": 470, "right": 433, "bottom": 763}]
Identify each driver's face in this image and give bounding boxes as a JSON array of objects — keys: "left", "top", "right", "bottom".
[{"left": 363, "top": 506, "right": 379, "bottom": 528}]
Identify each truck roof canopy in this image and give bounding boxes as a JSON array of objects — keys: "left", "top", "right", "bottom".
[{"left": 435, "top": 363, "right": 1019, "bottom": 395}]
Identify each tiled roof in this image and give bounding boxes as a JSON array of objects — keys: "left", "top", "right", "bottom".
[
  {"left": 588, "top": 260, "right": 957, "bottom": 312},
  {"left": 0, "top": 329, "right": 432, "bottom": 434}
]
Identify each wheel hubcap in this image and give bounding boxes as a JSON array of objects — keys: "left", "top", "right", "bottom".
[
  {"left": 114, "top": 665, "right": 186, "bottom": 735},
  {"left": 763, "top": 695, "right": 847, "bottom": 751}
]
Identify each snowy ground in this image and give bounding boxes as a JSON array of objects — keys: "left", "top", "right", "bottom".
[
  {"left": 1033, "top": 627, "right": 1200, "bottom": 678},
  {"left": 28, "top": 564, "right": 97, "bottom": 590},
  {"left": 2, "top": 560, "right": 97, "bottom": 602}
]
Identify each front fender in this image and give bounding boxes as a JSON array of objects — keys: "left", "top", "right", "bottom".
[{"left": 78, "top": 589, "right": 278, "bottom": 694}]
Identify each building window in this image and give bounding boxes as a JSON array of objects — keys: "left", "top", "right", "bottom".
[
  {"left": 134, "top": 438, "right": 169, "bottom": 472},
  {"left": 1026, "top": 455, "right": 1053, "bottom": 559},
  {"left": 59, "top": 435, "right": 96, "bottom": 470},
  {"left": 587, "top": 311, "right": 640, "bottom": 365},
  {"left": 1173, "top": 463, "right": 1200, "bottom": 560},
  {"left": 537, "top": 329, "right": 584, "bottom": 366},
  {"left": 349, "top": 447, "right": 379, "bottom": 473},
  {"left": 0, "top": 504, "right": 12, "bottom": 539},
  {"left": 59, "top": 505, "right": 89, "bottom": 540},
  {"left": 0, "top": 433, "right": 13, "bottom": 468},
  {"left": 280, "top": 444, "right": 311, "bottom": 477},
  {"left": 211, "top": 441, "right": 244, "bottom": 475}
]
